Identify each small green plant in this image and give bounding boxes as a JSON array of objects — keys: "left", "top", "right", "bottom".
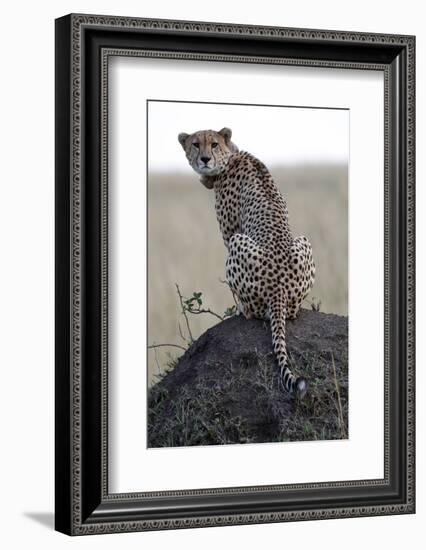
[
  {"left": 223, "top": 305, "right": 237, "bottom": 318},
  {"left": 181, "top": 290, "right": 223, "bottom": 321},
  {"left": 148, "top": 283, "right": 237, "bottom": 375},
  {"left": 183, "top": 291, "right": 203, "bottom": 309}
]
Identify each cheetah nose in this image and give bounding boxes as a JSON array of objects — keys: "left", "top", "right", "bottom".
[{"left": 201, "top": 156, "right": 211, "bottom": 164}]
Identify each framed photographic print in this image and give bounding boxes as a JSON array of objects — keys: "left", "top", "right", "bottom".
[{"left": 55, "top": 14, "right": 415, "bottom": 535}]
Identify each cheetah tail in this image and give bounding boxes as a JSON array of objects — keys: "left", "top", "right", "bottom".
[{"left": 268, "top": 295, "right": 308, "bottom": 399}]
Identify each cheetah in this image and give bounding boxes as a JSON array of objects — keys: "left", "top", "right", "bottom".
[{"left": 178, "top": 127, "right": 315, "bottom": 397}]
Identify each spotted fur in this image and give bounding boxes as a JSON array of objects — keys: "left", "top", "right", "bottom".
[{"left": 178, "top": 128, "right": 315, "bottom": 397}]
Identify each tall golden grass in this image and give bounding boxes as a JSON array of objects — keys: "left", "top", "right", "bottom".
[{"left": 148, "top": 164, "right": 347, "bottom": 385}]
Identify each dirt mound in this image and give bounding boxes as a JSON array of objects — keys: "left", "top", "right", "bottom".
[{"left": 148, "top": 309, "right": 348, "bottom": 447}]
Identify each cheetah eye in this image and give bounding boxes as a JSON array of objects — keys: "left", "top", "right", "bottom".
[
  {"left": 211, "top": 142, "right": 218, "bottom": 149},
  {"left": 193, "top": 142, "right": 200, "bottom": 149}
]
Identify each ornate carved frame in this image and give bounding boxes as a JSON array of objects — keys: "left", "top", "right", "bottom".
[{"left": 55, "top": 14, "right": 415, "bottom": 535}]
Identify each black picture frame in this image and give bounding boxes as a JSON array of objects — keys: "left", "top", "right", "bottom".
[{"left": 55, "top": 13, "right": 415, "bottom": 535}]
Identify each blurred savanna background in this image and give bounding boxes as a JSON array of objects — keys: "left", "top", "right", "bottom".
[{"left": 147, "top": 100, "right": 348, "bottom": 386}]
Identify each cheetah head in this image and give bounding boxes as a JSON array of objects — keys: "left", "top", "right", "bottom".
[{"left": 178, "top": 128, "right": 238, "bottom": 181}]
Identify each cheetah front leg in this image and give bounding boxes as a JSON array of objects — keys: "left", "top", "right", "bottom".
[
  {"left": 229, "top": 289, "right": 245, "bottom": 317},
  {"left": 225, "top": 233, "right": 267, "bottom": 320}
]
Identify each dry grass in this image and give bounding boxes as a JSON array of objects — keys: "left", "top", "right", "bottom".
[
  {"left": 148, "top": 164, "right": 348, "bottom": 385},
  {"left": 148, "top": 347, "right": 349, "bottom": 447}
]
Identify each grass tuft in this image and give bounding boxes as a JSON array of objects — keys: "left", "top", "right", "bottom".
[{"left": 148, "top": 346, "right": 348, "bottom": 447}]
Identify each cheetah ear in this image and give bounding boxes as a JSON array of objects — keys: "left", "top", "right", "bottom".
[
  {"left": 218, "top": 127, "right": 232, "bottom": 144},
  {"left": 178, "top": 132, "right": 189, "bottom": 149}
]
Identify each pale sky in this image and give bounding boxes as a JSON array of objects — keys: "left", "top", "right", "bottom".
[{"left": 148, "top": 100, "right": 349, "bottom": 172}]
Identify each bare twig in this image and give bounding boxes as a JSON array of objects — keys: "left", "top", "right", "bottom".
[
  {"left": 148, "top": 343, "right": 186, "bottom": 352},
  {"left": 187, "top": 307, "right": 223, "bottom": 321},
  {"left": 219, "top": 277, "right": 239, "bottom": 308},
  {"left": 153, "top": 345, "right": 162, "bottom": 375},
  {"left": 178, "top": 322, "right": 188, "bottom": 344},
  {"left": 175, "top": 284, "right": 194, "bottom": 343},
  {"left": 331, "top": 352, "right": 346, "bottom": 438},
  {"left": 149, "top": 283, "right": 231, "bottom": 379}
]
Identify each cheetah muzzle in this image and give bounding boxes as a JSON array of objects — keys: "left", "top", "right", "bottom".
[{"left": 178, "top": 127, "right": 315, "bottom": 398}]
